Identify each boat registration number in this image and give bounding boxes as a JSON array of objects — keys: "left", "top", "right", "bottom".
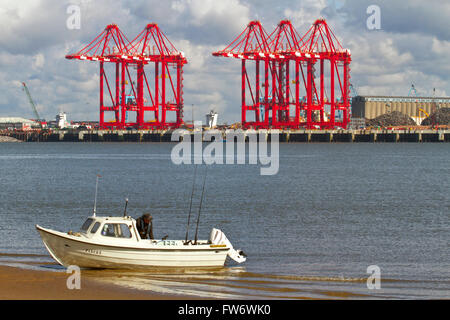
[
  {"left": 84, "top": 249, "right": 102, "bottom": 255},
  {"left": 158, "top": 240, "right": 177, "bottom": 246}
]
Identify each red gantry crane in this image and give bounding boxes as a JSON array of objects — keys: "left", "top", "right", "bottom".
[
  {"left": 213, "top": 19, "right": 351, "bottom": 129},
  {"left": 213, "top": 21, "right": 271, "bottom": 129},
  {"left": 264, "top": 20, "right": 306, "bottom": 128},
  {"left": 66, "top": 23, "right": 187, "bottom": 129},
  {"left": 298, "top": 19, "right": 352, "bottom": 129},
  {"left": 66, "top": 24, "right": 130, "bottom": 129},
  {"left": 127, "top": 23, "right": 187, "bottom": 129}
]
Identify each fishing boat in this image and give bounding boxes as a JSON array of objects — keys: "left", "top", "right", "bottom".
[
  {"left": 36, "top": 216, "right": 246, "bottom": 268},
  {"left": 36, "top": 172, "right": 246, "bottom": 269}
]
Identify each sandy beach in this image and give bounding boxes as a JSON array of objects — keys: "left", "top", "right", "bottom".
[{"left": 0, "top": 265, "right": 183, "bottom": 300}]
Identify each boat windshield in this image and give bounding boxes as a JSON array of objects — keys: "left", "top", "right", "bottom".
[
  {"left": 90, "top": 222, "right": 101, "bottom": 234},
  {"left": 80, "top": 218, "right": 94, "bottom": 233},
  {"left": 101, "top": 223, "right": 132, "bottom": 238}
]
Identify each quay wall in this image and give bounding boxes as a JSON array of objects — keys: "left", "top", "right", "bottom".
[{"left": 3, "top": 129, "right": 450, "bottom": 143}]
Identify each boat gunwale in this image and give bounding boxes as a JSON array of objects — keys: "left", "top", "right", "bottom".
[{"left": 36, "top": 225, "right": 230, "bottom": 252}]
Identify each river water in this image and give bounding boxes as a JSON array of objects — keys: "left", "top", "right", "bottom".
[{"left": 0, "top": 142, "right": 448, "bottom": 299}]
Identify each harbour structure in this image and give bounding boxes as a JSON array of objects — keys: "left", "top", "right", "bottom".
[
  {"left": 351, "top": 95, "right": 450, "bottom": 125},
  {"left": 299, "top": 19, "right": 351, "bottom": 129},
  {"left": 126, "top": 23, "right": 187, "bottom": 129},
  {"left": 21, "top": 82, "right": 46, "bottom": 128},
  {"left": 206, "top": 110, "right": 218, "bottom": 128},
  {"left": 213, "top": 19, "right": 351, "bottom": 129},
  {"left": 56, "top": 112, "right": 70, "bottom": 129},
  {"left": 213, "top": 20, "right": 271, "bottom": 128},
  {"left": 66, "top": 24, "right": 129, "bottom": 129},
  {"left": 0, "top": 117, "right": 39, "bottom": 131},
  {"left": 66, "top": 23, "right": 187, "bottom": 130},
  {"left": 5, "top": 128, "right": 450, "bottom": 143}
]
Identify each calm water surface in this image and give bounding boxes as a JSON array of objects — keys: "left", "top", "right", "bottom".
[{"left": 0, "top": 142, "right": 448, "bottom": 299}]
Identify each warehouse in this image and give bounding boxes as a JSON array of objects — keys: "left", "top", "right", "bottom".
[
  {"left": 0, "top": 117, "right": 39, "bottom": 130},
  {"left": 351, "top": 96, "right": 450, "bottom": 124}
]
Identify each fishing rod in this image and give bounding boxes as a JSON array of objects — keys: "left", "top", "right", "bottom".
[
  {"left": 194, "top": 165, "right": 208, "bottom": 245},
  {"left": 123, "top": 198, "right": 129, "bottom": 217},
  {"left": 185, "top": 165, "right": 198, "bottom": 242},
  {"left": 93, "top": 174, "right": 101, "bottom": 217}
]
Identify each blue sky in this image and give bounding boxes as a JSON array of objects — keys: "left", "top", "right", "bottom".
[{"left": 0, "top": 0, "right": 449, "bottom": 123}]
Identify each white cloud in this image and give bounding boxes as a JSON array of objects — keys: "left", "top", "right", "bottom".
[
  {"left": 431, "top": 38, "right": 450, "bottom": 55},
  {"left": 32, "top": 53, "right": 45, "bottom": 69},
  {"left": 284, "top": 0, "right": 327, "bottom": 29},
  {"left": 187, "top": 0, "right": 250, "bottom": 31},
  {"left": 378, "top": 38, "right": 413, "bottom": 66}
]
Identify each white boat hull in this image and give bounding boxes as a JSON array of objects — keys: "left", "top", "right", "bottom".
[{"left": 36, "top": 225, "right": 230, "bottom": 269}]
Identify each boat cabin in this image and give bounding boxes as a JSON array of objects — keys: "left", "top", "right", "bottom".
[{"left": 78, "top": 216, "right": 140, "bottom": 241}]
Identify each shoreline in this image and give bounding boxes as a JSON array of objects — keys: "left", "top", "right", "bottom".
[{"left": 0, "top": 264, "right": 190, "bottom": 300}]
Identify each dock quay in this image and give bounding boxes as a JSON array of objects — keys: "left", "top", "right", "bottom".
[{"left": 3, "top": 129, "right": 450, "bottom": 143}]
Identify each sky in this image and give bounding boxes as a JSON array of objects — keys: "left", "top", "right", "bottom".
[{"left": 0, "top": 0, "right": 449, "bottom": 123}]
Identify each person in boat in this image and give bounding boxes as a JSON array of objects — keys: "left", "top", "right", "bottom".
[{"left": 136, "top": 213, "right": 154, "bottom": 240}]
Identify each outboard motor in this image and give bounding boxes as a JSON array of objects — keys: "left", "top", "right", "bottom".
[{"left": 210, "top": 228, "right": 246, "bottom": 264}]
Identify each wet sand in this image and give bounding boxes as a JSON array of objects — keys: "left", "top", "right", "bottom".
[{"left": 0, "top": 265, "right": 186, "bottom": 300}]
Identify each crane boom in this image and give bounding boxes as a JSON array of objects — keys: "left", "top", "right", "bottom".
[
  {"left": 22, "top": 82, "right": 42, "bottom": 123},
  {"left": 418, "top": 108, "right": 429, "bottom": 118}
]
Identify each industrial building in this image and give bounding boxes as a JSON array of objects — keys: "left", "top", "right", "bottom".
[
  {"left": 205, "top": 110, "right": 218, "bottom": 128},
  {"left": 0, "top": 117, "right": 39, "bottom": 130},
  {"left": 351, "top": 95, "right": 450, "bottom": 124}
]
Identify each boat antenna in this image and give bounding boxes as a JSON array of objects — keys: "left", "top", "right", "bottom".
[
  {"left": 123, "top": 198, "right": 129, "bottom": 217},
  {"left": 194, "top": 165, "right": 208, "bottom": 245},
  {"left": 93, "top": 174, "right": 101, "bottom": 217},
  {"left": 185, "top": 165, "right": 198, "bottom": 242}
]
